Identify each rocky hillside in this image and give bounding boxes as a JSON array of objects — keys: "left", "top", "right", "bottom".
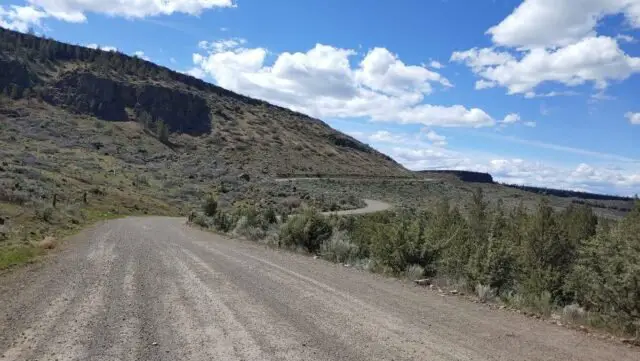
[{"left": 0, "top": 27, "right": 407, "bottom": 178}]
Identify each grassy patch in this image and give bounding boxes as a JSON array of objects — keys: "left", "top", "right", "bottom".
[{"left": 0, "top": 244, "right": 43, "bottom": 270}]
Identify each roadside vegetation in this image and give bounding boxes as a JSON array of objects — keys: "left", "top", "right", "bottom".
[{"left": 192, "top": 189, "right": 640, "bottom": 341}]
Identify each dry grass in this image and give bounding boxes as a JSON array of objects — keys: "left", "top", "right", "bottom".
[
  {"left": 562, "top": 303, "right": 587, "bottom": 324},
  {"left": 320, "top": 232, "right": 358, "bottom": 263},
  {"left": 405, "top": 264, "right": 425, "bottom": 281},
  {"left": 475, "top": 284, "right": 496, "bottom": 303}
]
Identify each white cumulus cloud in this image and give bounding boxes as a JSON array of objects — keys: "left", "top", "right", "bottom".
[
  {"left": 422, "top": 128, "right": 447, "bottom": 147},
  {"left": 85, "top": 43, "right": 117, "bottom": 52},
  {"left": 487, "top": 0, "right": 640, "bottom": 49},
  {"left": 0, "top": 5, "right": 48, "bottom": 32},
  {"left": 354, "top": 128, "right": 448, "bottom": 149},
  {"left": 133, "top": 51, "right": 150, "bottom": 61},
  {"left": 453, "top": 0, "right": 640, "bottom": 96},
  {"left": 502, "top": 113, "right": 521, "bottom": 124},
  {"left": 198, "top": 38, "right": 246, "bottom": 52},
  {"left": 499, "top": 113, "right": 536, "bottom": 127},
  {"left": 626, "top": 111, "right": 640, "bottom": 124},
  {"left": 190, "top": 40, "right": 512, "bottom": 128},
  {"left": 452, "top": 36, "right": 640, "bottom": 95},
  {"left": 616, "top": 34, "right": 637, "bottom": 43},
  {"left": 25, "top": 0, "right": 235, "bottom": 23},
  {"left": 184, "top": 67, "right": 206, "bottom": 79},
  {"left": 369, "top": 131, "right": 406, "bottom": 144}
]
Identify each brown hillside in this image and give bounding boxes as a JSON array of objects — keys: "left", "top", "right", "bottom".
[{"left": 0, "top": 27, "right": 408, "bottom": 179}]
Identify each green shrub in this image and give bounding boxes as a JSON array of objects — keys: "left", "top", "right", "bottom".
[
  {"left": 562, "top": 303, "right": 586, "bottom": 324},
  {"left": 234, "top": 216, "right": 266, "bottom": 241},
  {"left": 245, "top": 226, "right": 267, "bottom": 241},
  {"left": 233, "top": 216, "right": 249, "bottom": 233},
  {"left": 564, "top": 206, "right": 640, "bottom": 334},
  {"left": 0, "top": 245, "right": 41, "bottom": 269},
  {"left": 279, "top": 209, "right": 332, "bottom": 252},
  {"left": 262, "top": 207, "right": 277, "bottom": 225},
  {"left": 321, "top": 232, "right": 358, "bottom": 263},
  {"left": 528, "top": 291, "right": 553, "bottom": 318},
  {"left": 203, "top": 196, "right": 218, "bottom": 217},
  {"left": 212, "top": 210, "right": 235, "bottom": 232},
  {"left": 503, "top": 291, "right": 525, "bottom": 308},
  {"left": 234, "top": 205, "right": 260, "bottom": 228},
  {"left": 156, "top": 119, "right": 169, "bottom": 143},
  {"left": 192, "top": 213, "right": 209, "bottom": 228},
  {"left": 367, "top": 212, "right": 431, "bottom": 275},
  {"left": 475, "top": 284, "right": 496, "bottom": 303},
  {"left": 406, "top": 264, "right": 425, "bottom": 281},
  {"left": 262, "top": 232, "right": 280, "bottom": 248},
  {"left": 38, "top": 207, "right": 55, "bottom": 223}
]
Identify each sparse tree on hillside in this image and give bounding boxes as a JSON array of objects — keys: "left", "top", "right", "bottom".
[
  {"left": 156, "top": 119, "right": 169, "bottom": 143},
  {"left": 482, "top": 200, "right": 517, "bottom": 293},
  {"left": 565, "top": 205, "right": 640, "bottom": 334},
  {"left": 467, "top": 188, "right": 490, "bottom": 283},
  {"left": 520, "top": 198, "right": 577, "bottom": 301}
]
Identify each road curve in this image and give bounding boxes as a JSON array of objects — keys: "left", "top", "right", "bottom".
[
  {"left": 322, "top": 199, "right": 391, "bottom": 216},
  {"left": 0, "top": 217, "right": 636, "bottom": 361},
  {"left": 274, "top": 178, "right": 393, "bottom": 215}
]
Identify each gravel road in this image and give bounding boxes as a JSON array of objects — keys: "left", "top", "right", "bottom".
[
  {"left": 322, "top": 199, "right": 391, "bottom": 216},
  {"left": 0, "top": 217, "right": 637, "bottom": 361}
]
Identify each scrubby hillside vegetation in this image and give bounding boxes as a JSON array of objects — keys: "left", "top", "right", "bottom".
[
  {"left": 501, "top": 183, "right": 632, "bottom": 201},
  {"left": 0, "top": 26, "right": 408, "bottom": 268},
  {"left": 335, "top": 192, "right": 639, "bottom": 339},
  {"left": 0, "top": 27, "right": 406, "bottom": 178},
  {"left": 193, "top": 189, "right": 640, "bottom": 340}
]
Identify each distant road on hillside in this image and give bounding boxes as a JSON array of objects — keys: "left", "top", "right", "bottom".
[
  {"left": 275, "top": 178, "right": 394, "bottom": 215},
  {"left": 321, "top": 199, "right": 391, "bottom": 216}
]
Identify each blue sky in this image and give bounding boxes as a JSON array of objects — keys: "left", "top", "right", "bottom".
[{"left": 1, "top": 0, "right": 639, "bottom": 195}]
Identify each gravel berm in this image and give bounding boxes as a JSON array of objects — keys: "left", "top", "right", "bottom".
[{"left": 0, "top": 217, "right": 637, "bottom": 360}]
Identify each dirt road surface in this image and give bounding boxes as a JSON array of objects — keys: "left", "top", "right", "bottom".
[
  {"left": 0, "top": 217, "right": 637, "bottom": 361},
  {"left": 322, "top": 199, "right": 391, "bottom": 216}
]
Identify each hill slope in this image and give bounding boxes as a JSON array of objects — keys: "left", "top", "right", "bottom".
[
  {"left": 0, "top": 27, "right": 407, "bottom": 179},
  {"left": 0, "top": 27, "right": 411, "bottom": 264}
]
